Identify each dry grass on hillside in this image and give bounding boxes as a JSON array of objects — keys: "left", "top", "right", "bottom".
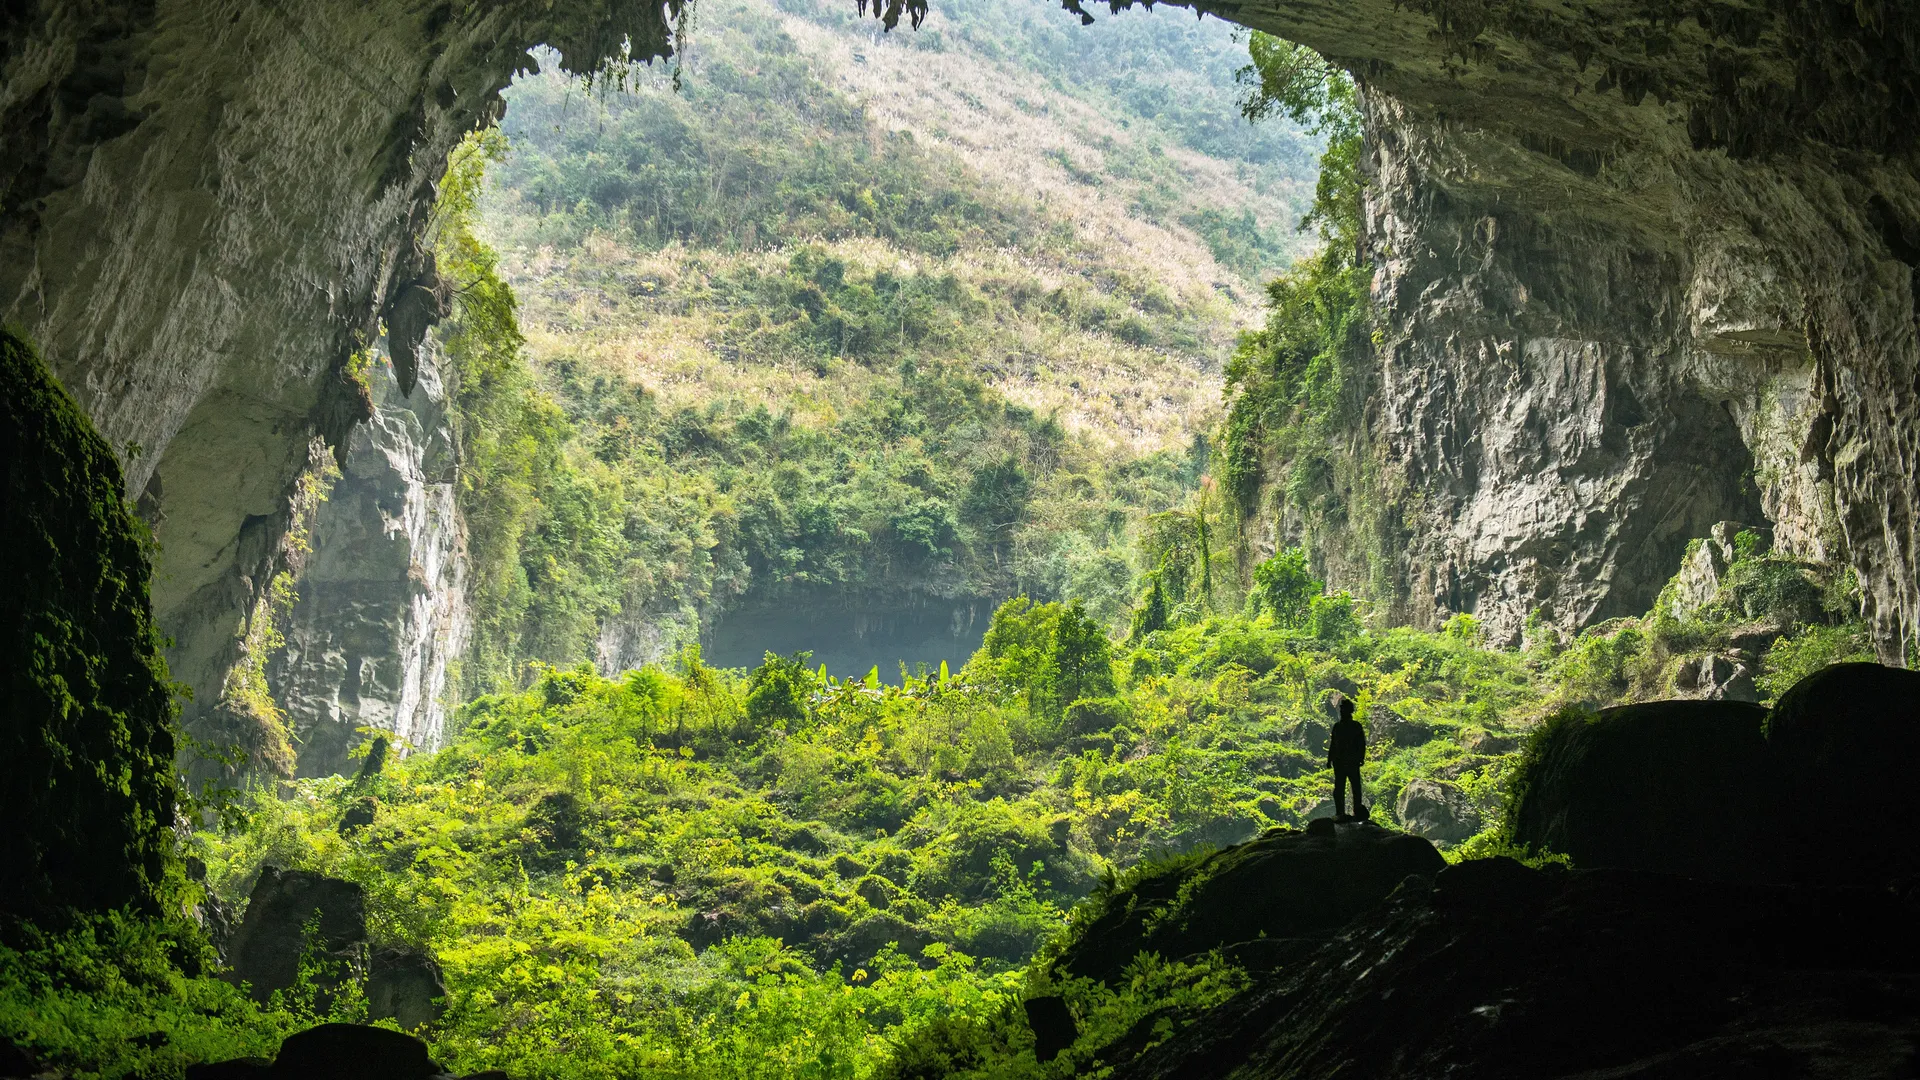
[
  {"left": 502, "top": 235, "right": 1224, "bottom": 455},
  {"left": 772, "top": 2, "right": 1314, "bottom": 300}
]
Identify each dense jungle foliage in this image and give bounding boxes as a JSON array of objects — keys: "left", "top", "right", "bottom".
[
  {"left": 6, "top": 589, "right": 1542, "bottom": 1080},
  {"left": 8, "top": 523, "right": 1867, "bottom": 1079}
]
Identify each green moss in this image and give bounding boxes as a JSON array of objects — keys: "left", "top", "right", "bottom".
[{"left": 1, "top": 327, "right": 180, "bottom": 919}]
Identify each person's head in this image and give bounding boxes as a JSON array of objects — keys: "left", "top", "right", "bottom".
[{"left": 1337, "top": 694, "right": 1355, "bottom": 721}]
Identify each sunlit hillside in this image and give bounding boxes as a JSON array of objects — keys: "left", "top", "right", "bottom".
[{"left": 471, "top": 0, "right": 1321, "bottom": 674}]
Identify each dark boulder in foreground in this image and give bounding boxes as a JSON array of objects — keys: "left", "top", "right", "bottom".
[
  {"left": 1504, "top": 699, "right": 1770, "bottom": 880},
  {"left": 225, "top": 869, "right": 368, "bottom": 1002},
  {"left": 188, "top": 1023, "right": 505, "bottom": 1080},
  {"left": 1766, "top": 662, "right": 1920, "bottom": 886},
  {"left": 1507, "top": 662, "right": 1920, "bottom": 887},
  {"left": 1100, "top": 859, "right": 1920, "bottom": 1080},
  {"left": 1053, "top": 821, "right": 1444, "bottom": 985}
]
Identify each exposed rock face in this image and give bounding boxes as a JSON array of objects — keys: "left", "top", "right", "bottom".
[
  {"left": 6, "top": 0, "right": 1918, "bottom": 796},
  {"left": 1, "top": 0, "right": 680, "bottom": 768},
  {"left": 1203, "top": 0, "right": 1920, "bottom": 658},
  {"left": 1670, "top": 521, "right": 1753, "bottom": 621},
  {"left": 268, "top": 352, "right": 466, "bottom": 775}
]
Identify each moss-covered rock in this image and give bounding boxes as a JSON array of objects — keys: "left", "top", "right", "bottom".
[
  {"left": 1, "top": 328, "right": 178, "bottom": 918},
  {"left": 1051, "top": 821, "right": 1444, "bottom": 986},
  {"left": 1504, "top": 699, "right": 1771, "bottom": 879},
  {"left": 1507, "top": 663, "right": 1920, "bottom": 886}
]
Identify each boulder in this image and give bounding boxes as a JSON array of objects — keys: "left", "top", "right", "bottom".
[
  {"left": 1053, "top": 822, "right": 1444, "bottom": 985},
  {"left": 367, "top": 948, "right": 447, "bottom": 1031},
  {"left": 225, "top": 868, "right": 367, "bottom": 1002},
  {"left": 1507, "top": 663, "right": 1920, "bottom": 886},
  {"left": 1671, "top": 652, "right": 1759, "bottom": 702},
  {"left": 1367, "top": 706, "right": 1436, "bottom": 749},
  {"left": 1024, "top": 996, "right": 1077, "bottom": 1063},
  {"left": 273, "top": 1024, "right": 439, "bottom": 1080},
  {"left": 1394, "top": 779, "right": 1480, "bottom": 845},
  {"left": 1764, "top": 662, "right": 1920, "bottom": 887},
  {"left": 1504, "top": 700, "right": 1770, "bottom": 880}
]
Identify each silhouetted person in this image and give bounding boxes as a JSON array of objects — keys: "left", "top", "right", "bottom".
[{"left": 1329, "top": 695, "right": 1366, "bottom": 820}]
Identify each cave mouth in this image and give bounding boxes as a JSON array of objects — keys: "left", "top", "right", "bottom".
[{"left": 703, "top": 589, "right": 1001, "bottom": 680}]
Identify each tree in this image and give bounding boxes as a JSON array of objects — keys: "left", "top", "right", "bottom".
[
  {"left": 1249, "top": 547, "right": 1319, "bottom": 627},
  {"left": 971, "top": 597, "right": 1114, "bottom": 726},
  {"left": 746, "top": 651, "right": 815, "bottom": 732},
  {"left": 1049, "top": 601, "right": 1116, "bottom": 715}
]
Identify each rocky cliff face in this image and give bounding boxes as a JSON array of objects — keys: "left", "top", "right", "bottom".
[
  {"left": 1, "top": 0, "right": 679, "bottom": 771},
  {"left": 268, "top": 351, "right": 466, "bottom": 777},
  {"left": 1210, "top": 0, "right": 1920, "bottom": 658}
]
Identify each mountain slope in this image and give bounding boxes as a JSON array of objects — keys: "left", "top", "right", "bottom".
[{"left": 463, "top": 0, "right": 1320, "bottom": 679}]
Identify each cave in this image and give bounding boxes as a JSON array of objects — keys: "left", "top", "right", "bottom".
[
  {"left": 4, "top": 0, "right": 1920, "bottom": 1073},
  {"left": 8, "top": 0, "right": 1915, "bottom": 745}
]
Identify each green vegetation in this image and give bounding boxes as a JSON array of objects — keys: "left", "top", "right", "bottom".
[
  {"left": 1, "top": 326, "right": 180, "bottom": 920},
  {"left": 1217, "top": 34, "right": 1375, "bottom": 585},
  {"left": 185, "top": 597, "right": 1534, "bottom": 1079},
  {"left": 1, "top": 12, "right": 1883, "bottom": 1080},
  {"left": 1534, "top": 529, "right": 1871, "bottom": 709}
]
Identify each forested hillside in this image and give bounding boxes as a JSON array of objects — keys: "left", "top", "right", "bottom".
[{"left": 447, "top": 0, "right": 1320, "bottom": 687}]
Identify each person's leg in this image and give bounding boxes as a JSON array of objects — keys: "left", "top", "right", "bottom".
[
  {"left": 1333, "top": 768, "right": 1350, "bottom": 816},
  {"left": 1353, "top": 771, "right": 1364, "bottom": 816}
]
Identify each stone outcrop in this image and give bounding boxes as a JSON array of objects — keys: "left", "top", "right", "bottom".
[
  {"left": 1669, "top": 521, "right": 1754, "bottom": 621},
  {"left": 1194, "top": 0, "right": 1920, "bottom": 659},
  {"left": 226, "top": 868, "right": 369, "bottom": 1003},
  {"left": 1051, "top": 819, "right": 1444, "bottom": 986},
  {"left": 225, "top": 867, "right": 446, "bottom": 1028},
  {"left": 1394, "top": 778, "right": 1479, "bottom": 845},
  {"left": 268, "top": 352, "right": 466, "bottom": 776},
  {"left": 366, "top": 948, "right": 449, "bottom": 1033}
]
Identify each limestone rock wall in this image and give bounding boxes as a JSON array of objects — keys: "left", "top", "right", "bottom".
[
  {"left": 268, "top": 350, "right": 466, "bottom": 777},
  {"left": 1203, "top": 0, "right": 1920, "bottom": 659},
  {"left": 1, "top": 0, "right": 678, "bottom": 767}
]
